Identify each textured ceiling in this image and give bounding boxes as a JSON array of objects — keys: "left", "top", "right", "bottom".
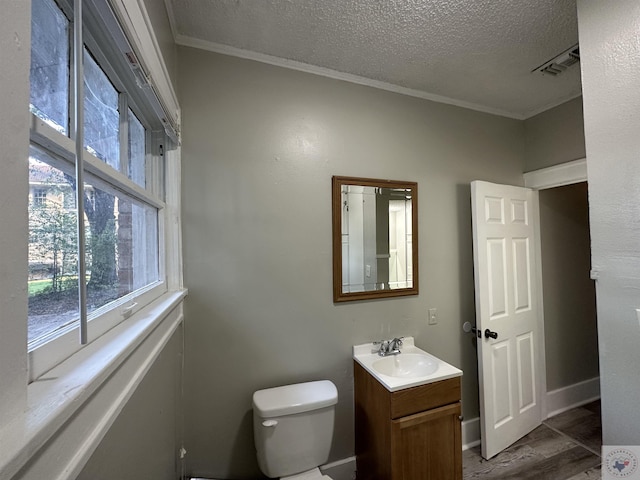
[{"left": 166, "top": 0, "right": 581, "bottom": 119}]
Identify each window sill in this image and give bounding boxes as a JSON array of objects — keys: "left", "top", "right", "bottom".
[{"left": 0, "top": 289, "right": 187, "bottom": 480}]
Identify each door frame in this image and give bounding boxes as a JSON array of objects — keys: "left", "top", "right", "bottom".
[
  {"left": 524, "top": 157, "right": 588, "bottom": 423},
  {"left": 523, "top": 158, "right": 587, "bottom": 190}
]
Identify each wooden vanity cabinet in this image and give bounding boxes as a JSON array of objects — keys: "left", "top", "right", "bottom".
[{"left": 354, "top": 361, "right": 462, "bottom": 480}]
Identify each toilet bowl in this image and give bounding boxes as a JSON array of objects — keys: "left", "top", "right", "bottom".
[{"left": 252, "top": 380, "right": 338, "bottom": 480}]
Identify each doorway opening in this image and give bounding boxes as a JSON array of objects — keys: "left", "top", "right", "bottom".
[{"left": 538, "top": 182, "right": 599, "bottom": 414}]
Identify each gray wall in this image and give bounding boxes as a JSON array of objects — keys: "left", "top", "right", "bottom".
[
  {"left": 524, "top": 96, "right": 586, "bottom": 172},
  {"left": 578, "top": 0, "right": 640, "bottom": 445},
  {"left": 523, "top": 87, "right": 597, "bottom": 393},
  {"left": 178, "top": 47, "right": 526, "bottom": 479},
  {"left": 76, "top": 328, "right": 183, "bottom": 480},
  {"left": 142, "top": 0, "right": 178, "bottom": 89},
  {"left": 539, "top": 183, "right": 598, "bottom": 391}
]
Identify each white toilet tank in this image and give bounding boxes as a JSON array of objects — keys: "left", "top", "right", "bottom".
[{"left": 253, "top": 380, "right": 338, "bottom": 478}]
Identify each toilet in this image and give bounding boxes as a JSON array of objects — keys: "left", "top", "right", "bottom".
[{"left": 252, "top": 380, "right": 338, "bottom": 479}]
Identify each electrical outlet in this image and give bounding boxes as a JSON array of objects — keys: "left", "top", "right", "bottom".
[{"left": 428, "top": 308, "right": 437, "bottom": 325}]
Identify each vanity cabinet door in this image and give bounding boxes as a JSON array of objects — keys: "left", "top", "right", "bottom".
[{"left": 390, "top": 402, "right": 462, "bottom": 480}]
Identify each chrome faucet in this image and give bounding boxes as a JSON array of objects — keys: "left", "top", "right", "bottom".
[{"left": 373, "top": 337, "right": 404, "bottom": 356}]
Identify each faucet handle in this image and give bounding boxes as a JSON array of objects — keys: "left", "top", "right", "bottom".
[{"left": 372, "top": 340, "right": 389, "bottom": 354}]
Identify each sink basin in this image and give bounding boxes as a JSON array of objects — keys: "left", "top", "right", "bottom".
[
  {"left": 353, "top": 337, "right": 462, "bottom": 391},
  {"left": 373, "top": 353, "right": 438, "bottom": 378}
]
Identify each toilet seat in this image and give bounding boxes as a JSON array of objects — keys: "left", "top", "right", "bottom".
[{"left": 280, "top": 467, "right": 333, "bottom": 480}]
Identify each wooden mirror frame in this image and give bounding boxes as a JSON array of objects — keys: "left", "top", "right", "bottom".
[{"left": 332, "top": 176, "right": 419, "bottom": 303}]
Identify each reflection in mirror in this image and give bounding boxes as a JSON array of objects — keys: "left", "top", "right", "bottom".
[{"left": 332, "top": 176, "right": 418, "bottom": 302}]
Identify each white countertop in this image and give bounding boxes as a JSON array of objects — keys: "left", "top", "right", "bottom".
[{"left": 353, "top": 337, "right": 463, "bottom": 392}]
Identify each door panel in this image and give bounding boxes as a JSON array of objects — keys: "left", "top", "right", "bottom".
[
  {"left": 516, "top": 332, "right": 536, "bottom": 411},
  {"left": 487, "top": 238, "right": 508, "bottom": 318},
  {"left": 513, "top": 238, "right": 532, "bottom": 312},
  {"left": 471, "top": 181, "right": 543, "bottom": 459},
  {"left": 490, "top": 341, "right": 513, "bottom": 427}
]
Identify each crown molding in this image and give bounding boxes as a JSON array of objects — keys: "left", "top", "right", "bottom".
[{"left": 175, "top": 34, "right": 527, "bottom": 120}]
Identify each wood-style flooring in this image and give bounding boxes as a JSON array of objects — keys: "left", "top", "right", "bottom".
[{"left": 463, "top": 401, "right": 602, "bottom": 480}]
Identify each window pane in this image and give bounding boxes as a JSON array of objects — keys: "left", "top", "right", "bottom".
[
  {"left": 84, "top": 183, "right": 159, "bottom": 311},
  {"left": 30, "top": 0, "right": 69, "bottom": 134},
  {"left": 28, "top": 146, "right": 160, "bottom": 343},
  {"left": 84, "top": 48, "right": 120, "bottom": 169},
  {"left": 28, "top": 145, "right": 79, "bottom": 342},
  {"left": 128, "top": 109, "right": 146, "bottom": 187}
]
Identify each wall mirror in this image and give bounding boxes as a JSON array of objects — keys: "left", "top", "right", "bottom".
[{"left": 332, "top": 176, "right": 418, "bottom": 302}]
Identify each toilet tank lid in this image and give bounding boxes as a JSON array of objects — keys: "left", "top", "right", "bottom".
[{"left": 253, "top": 380, "right": 338, "bottom": 417}]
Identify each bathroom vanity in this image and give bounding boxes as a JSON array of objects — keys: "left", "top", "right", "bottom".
[{"left": 353, "top": 339, "right": 463, "bottom": 480}]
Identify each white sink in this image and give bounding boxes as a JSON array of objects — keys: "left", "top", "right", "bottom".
[
  {"left": 373, "top": 353, "right": 439, "bottom": 378},
  {"left": 353, "top": 337, "right": 462, "bottom": 392}
]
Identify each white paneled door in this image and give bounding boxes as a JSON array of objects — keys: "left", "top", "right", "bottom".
[{"left": 471, "top": 181, "right": 544, "bottom": 460}]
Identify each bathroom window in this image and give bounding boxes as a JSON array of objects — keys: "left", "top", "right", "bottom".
[{"left": 27, "top": 0, "right": 174, "bottom": 379}]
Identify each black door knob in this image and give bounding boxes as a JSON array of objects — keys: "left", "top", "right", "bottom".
[{"left": 484, "top": 329, "right": 498, "bottom": 340}]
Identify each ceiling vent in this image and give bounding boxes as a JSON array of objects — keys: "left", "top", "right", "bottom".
[{"left": 533, "top": 44, "right": 580, "bottom": 76}]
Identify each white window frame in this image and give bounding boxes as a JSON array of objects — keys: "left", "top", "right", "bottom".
[
  {"left": 26, "top": 0, "right": 180, "bottom": 379},
  {"left": 0, "top": 1, "right": 183, "bottom": 478}
]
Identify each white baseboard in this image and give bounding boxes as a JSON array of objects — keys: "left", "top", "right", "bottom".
[
  {"left": 546, "top": 376, "right": 600, "bottom": 418},
  {"left": 462, "top": 417, "right": 481, "bottom": 451},
  {"left": 321, "top": 456, "right": 356, "bottom": 480},
  {"left": 461, "top": 376, "right": 601, "bottom": 450}
]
